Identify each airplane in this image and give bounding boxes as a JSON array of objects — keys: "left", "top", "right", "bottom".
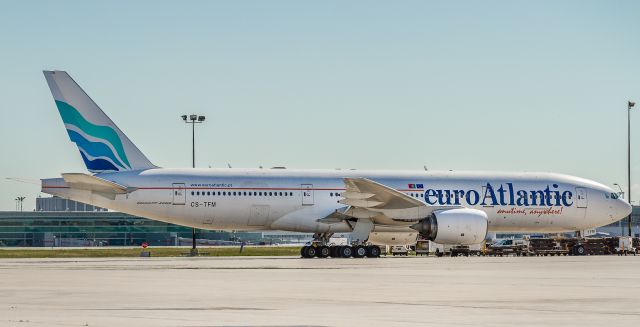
[{"left": 40, "top": 70, "right": 632, "bottom": 259}]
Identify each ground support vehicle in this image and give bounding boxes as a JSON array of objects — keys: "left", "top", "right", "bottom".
[
  {"left": 487, "top": 239, "right": 531, "bottom": 256},
  {"left": 424, "top": 241, "right": 482, "bottom": 257},
  {"left": 614, "top": 236, "right": 637, "bottom": 255},
  {"left": 390, "top": 245, "right": 410, "bottom": 256}
]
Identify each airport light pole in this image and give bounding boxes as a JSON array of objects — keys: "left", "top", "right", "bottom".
[
  {"left": 628, "top": 101, "right": 635, "bottom": 237},
  {"left": 613, "top": 183, "right": 624, "bottom": 199},
  {"left": 182, "top": 114, "right": 206, "bottom": 256}
]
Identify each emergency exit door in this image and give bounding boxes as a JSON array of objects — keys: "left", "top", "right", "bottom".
[
  {"left": 575, "top": 187, "right": 588, "bottom": 208},
  {"left": 301, "top": 184, "right": 314, "bottom": 205},
  {"left": 172, "top": 183, "right": 186, "bottom": 205}
]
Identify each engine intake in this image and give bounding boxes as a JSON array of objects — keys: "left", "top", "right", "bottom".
[{"left": 411, "top": 208, "right": 488, "bottom": 245}]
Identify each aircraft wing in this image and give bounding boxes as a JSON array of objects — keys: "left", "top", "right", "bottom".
[{"left": 338, "top": 177, "right": 455, "bottom": 223}]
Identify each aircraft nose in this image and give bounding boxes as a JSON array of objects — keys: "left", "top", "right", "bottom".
[{"left": 619, "top": 199, "right": 632, "bottom": 218}]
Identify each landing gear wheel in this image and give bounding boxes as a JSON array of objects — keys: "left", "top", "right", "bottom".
[
  {"left": 318, "top": 246, "right": 330, "bottom": 258},
  {"left": 353, "top": 245, "right": 367, "bottom": 258},
  {"left": 308, "top": 246, "right": 318, "bottom": 258},
  {"left": 574, "top": 245, "right": 586, "bottom": 256},
  {"left": 329, "top": 246, "right": 340, "bottom": 258},
  {"left": 301, "top": 246, "right": 309, "bottom": 258},
  {"left": 366, "top": 245, "right": 381, "bottom": 258},
  {"left": 339, "top": 246, "right": 353, "bottom": 258}
]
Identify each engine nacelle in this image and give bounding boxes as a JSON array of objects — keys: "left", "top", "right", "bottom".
[{"left": 411, "top": 208, "right": 488, "bottom": 245}]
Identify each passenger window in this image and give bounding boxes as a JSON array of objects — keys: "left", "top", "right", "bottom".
[
  {"left": 269, "top": 192, "right": 273, "bottom": 196},
  {"left": 197, "top": 191, "right": 200, "bottom": 196},
  {"left": 191, "top": 191, "right": 194, "bottom": 196},
  {"left": 207, "top": 191, "right": 210, "bottom": 196}
]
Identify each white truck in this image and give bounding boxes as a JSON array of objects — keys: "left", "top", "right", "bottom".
[
  {"left": 615, "top": 236, "right": 637, "bottom": 255},
  {"left": 425, "top": 240, "right": 482, "bottom": 257}
]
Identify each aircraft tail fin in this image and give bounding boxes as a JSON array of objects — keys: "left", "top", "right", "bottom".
[{"left": 43, "top": 70, "right": 157, "bottom": 173}]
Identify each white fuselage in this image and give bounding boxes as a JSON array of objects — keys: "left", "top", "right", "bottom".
[{"left": 42, "top": 168, "right": 631, "bottom": 236}]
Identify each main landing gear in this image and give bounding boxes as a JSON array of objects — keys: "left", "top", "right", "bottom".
[{"left": 300, "top": 244, "right": 382, "bottom": 259}]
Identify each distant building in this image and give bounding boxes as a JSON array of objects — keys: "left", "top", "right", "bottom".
[
  {"left": 36, "top": 196, "right": 107, "bottom": 212},
  {"left": 0, "top": 211, "right": 311, "bottom": 247}
]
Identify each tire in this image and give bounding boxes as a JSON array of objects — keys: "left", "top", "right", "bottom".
[
  {"left": 318, "top": 246, "right": 330, "bottom": 258},
  {"left": 330, "top": 246, "right": 340, "bottom": 258},
  {"left": 354, "top": 245, "right": 367, "bottom": 258},
  {"left": 575, "top": 245, "right": 586, "bottom": 256},
  {"left": 340, "top": 246, "right": 353, "bottom": 258},
  {"left": 301, "top": 246, "right": 309, "bottom": 258},
  {"left": 367, "top": 245, "right": 381, "bottom": 258},
  {"left": 306, "top": 246, "right": 317, "bottom": 258}
]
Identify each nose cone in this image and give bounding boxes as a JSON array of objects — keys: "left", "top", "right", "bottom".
[{"left": 618, "top": 199, "right": 633, "bottom": 219}]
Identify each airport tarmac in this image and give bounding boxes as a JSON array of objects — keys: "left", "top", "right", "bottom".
[{"left": 0, "top": 255, "right": 639, "bottom": 327}]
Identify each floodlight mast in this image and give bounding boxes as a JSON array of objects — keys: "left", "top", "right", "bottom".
[
  {"left": 181, "top": 114, "right": 206, "bottom": 256},
  {"left": 628, "top": 101, "right": 635, "bottom": 236}
]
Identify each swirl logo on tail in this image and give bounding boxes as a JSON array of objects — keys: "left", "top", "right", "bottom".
[{"left": 55, "top": 100, "right": 130, "bottom": 172}]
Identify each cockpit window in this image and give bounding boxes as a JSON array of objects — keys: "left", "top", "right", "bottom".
[{"left": 611, "top": 193, "right": 619, "bottom": 199}]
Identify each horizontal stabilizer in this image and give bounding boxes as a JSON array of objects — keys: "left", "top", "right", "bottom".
[{"left": 62, "top": 173, "right": 128, "bottom": 195}]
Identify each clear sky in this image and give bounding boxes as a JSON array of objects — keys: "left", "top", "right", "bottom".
[{"left": 1, "top": 1, "right": 640, "bottom": 211}]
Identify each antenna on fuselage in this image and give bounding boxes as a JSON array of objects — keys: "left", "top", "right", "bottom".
[
  {"left": 424, "top": 165, "right": 428, "bottom": 171},
  {"left": 227, "top": 163, "right": 232, "bottom": 168}
]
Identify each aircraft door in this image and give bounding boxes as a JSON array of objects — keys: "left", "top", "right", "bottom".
[
  {"left": 575, "top": 187, "right": 588, "bottom": 208},
  {"left": 301, "top": 184, "right": 314, "bottom": 205},
  {"left": 172, "top": 183, "right": 186, "bottom": 205}
]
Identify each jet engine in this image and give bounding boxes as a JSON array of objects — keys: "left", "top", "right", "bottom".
[{"left": 410, "top": 208, "right": 488, "bottom": 245}]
